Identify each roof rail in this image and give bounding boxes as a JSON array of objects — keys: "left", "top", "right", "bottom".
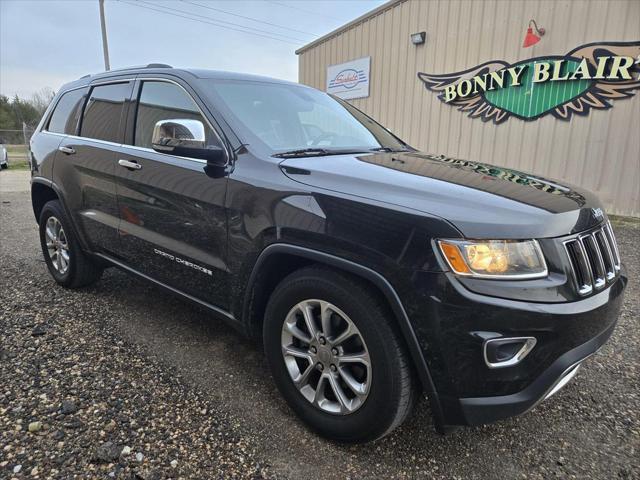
[{"left": 78, "top": 63, "right": 173, "bottom": 80}]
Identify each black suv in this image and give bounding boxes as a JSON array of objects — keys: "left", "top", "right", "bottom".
[{"left": 29, "top": 65, "right": 626, "bottom": 443}]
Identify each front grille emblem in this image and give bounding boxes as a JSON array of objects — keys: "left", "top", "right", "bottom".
[{"left": 592, "top": 207, "right": 604, "bottom": 221}]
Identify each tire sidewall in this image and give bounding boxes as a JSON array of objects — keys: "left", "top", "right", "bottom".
[
  {"left": 39, "top": 201, "right": 78, "bottom": 287},
  {"left": 264, "top": 272, "right": 405, "bottom": 442}
]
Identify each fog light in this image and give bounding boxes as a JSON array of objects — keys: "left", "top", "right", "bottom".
[{"left": 483, "top": 337, "right": 537, "bottom": 369}]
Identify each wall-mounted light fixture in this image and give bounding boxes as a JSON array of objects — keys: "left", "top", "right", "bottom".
[
  {"left": 523, "top": 19, "right": 545, "bottom": 48},
  {"left": 410, "top": 32, "right": 426, "bottom": 45}
]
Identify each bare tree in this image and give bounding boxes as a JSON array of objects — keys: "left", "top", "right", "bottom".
[{"left": 30, "top": 87, "right": 56, "bottom": 116}]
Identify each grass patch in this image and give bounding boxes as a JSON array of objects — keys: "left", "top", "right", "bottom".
[
  {"left": 4, "top": 144, "right": 30, "bottom": 170},
  {"left": 8, "top": 160, "right": 30, "bottom": 171},
  {"left": 6, "top": 144, "right": 28, "bottom": 159}
]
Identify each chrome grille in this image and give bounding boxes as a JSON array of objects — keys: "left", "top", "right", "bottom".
[{"left": 563, "top": 221, "right": 621, "bottom": 296}]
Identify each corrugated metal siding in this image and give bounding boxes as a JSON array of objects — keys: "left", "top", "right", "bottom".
[{"left": 298, "top": 0, "right": 640, "bottom": 217}]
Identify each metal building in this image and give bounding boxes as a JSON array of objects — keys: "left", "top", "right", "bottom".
[{"left": 296, "top": 0, "right": 640, "bottom": 217}]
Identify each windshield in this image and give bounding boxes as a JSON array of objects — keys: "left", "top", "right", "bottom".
[{"left": 203, "top": 80, "right": 409, "bottom": 155}]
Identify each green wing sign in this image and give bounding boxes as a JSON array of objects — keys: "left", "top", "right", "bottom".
[{"left": 418, "top": 41, "right": 640, "bottom": 124}]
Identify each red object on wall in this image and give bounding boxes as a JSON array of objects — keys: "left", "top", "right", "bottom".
[
  {"left": 523, "top": 27, "right": 541, "bottom": 48},
  {"left": 523, "top": 20, "right": 545, "bottom": 48}
]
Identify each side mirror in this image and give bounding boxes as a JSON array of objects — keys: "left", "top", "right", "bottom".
[{"left": 151, "top": 119, "right": 227, "bottom": 166}]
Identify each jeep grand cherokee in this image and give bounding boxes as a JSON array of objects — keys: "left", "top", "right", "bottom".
[{"left": 29, "top": 64, "right": 626, "bottom": 443}]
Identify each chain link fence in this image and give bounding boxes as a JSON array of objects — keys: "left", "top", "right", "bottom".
[{"left": 0, "top": 123, "right": 36, "bottom": 165}]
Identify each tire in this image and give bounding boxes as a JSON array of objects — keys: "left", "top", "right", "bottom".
[
  {"left": 38, "top": 200, "right": 103, "bottom": 288},
  {"left": 264, "top": 266, "right": 417, "bottom": 443},
  {"left": 0, "top": 163, "right": 7, "bottom": 170}
]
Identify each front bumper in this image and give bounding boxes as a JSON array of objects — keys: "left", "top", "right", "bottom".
[
  {"left": 458, "top": 316, "right": 616, "bottom": 425},
  {"left": 403, "top": 266, "right": 627, "bottom": 428}
]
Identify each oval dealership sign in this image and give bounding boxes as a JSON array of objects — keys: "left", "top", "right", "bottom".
[
  {"left": 418, "top": 41, "right": 640, "bottom": 124},
  {"left": 327, "top": 57, "right": 371, "bottom": 100},
  {"left": 331, "top": 69, "right": 362, "bottom": 89}
]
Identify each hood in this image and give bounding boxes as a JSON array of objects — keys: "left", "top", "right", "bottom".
[{"left": 279, "top": 151, "right": 605, "bottom": 239}]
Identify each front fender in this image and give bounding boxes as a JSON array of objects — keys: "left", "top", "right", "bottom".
[{"left": 242, "top": 242, "right": 448, "bottom": 433}]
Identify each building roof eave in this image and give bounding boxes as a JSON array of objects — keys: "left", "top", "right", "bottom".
[{"left": 295, "top": 0, "right": 405, "bottom": 55}]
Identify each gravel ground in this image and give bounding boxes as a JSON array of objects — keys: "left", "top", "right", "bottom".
[{"left": 0, "top": 189, "right": 638, "bottom": 479}]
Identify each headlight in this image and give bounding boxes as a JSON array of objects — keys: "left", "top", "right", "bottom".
[{"left": 437, "top": 239, "right": 547, "bottom": 279}]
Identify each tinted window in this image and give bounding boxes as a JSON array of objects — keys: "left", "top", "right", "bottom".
[
  {"left": 134, "top": 81, "right": 217, "bottom": 149},
  {"left": 48, "top": 89, "right": 85, "bottom": 134},
  {"left": 80, "top": 83, "right": 130, "bottom": 142}
]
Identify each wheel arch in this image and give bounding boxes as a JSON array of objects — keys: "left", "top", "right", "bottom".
[
  {"left": 31, "top": 177, "right": 91, "bottom": 252},
  {"left": 242, "top": 243, "right": 446, "bottom": 432},
  {"left": 31, "top": 178, "right": 59, "bottom": 222}
]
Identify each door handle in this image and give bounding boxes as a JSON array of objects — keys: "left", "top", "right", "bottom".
[
  {"left": 118, "top": 159, "right": 142, "bottom": 170},
  {"left": 58, "top": 146, "right": 76, "bottom": 155}
]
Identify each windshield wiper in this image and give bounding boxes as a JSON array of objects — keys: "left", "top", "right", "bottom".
[
  {"left": 272, "top": 148, "right": 371, "bottom": 158},
  {"left": 369, "top": 147, "right": 411, "bottom": 153},
  {"left": 272, "top": 148, "right": 330, "bottom": 158}
]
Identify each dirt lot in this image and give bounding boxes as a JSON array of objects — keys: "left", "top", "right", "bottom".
[{"left": 1, "top": 177, "right": 638, "bottom": 479}]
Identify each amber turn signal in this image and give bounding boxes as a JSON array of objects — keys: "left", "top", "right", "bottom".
[{"left": 438, "top": 241, "right": 471, "bottom": 274}]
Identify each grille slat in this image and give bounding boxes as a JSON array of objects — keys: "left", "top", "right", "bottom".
[
  {"left": 581, "top": 234, "right": 606, "bottom": 290},
  {"left": 594, "top": 229, "right": 616, "bottom": 280},
  {"left": 603, "top": 222, "right": 621, "bottom": 270},
  {"left": 565, "top": 239, "right": 594, "bottom": 296},
  {"left": 563, "top": 221, "right": 621, "bottom": 296}
]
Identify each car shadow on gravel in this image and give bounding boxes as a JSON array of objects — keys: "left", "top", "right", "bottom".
[{"left": 89, "top": 269, "right": 448, "bottom": 469}]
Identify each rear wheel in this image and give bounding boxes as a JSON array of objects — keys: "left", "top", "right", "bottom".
[
  {"left": 39, "top": 200, "right": 103, "bottom": 288},
  {"left": 264, "top": 266, "right": 417, "bottom": 443}
]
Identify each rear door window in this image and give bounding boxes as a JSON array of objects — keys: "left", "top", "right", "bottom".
[
  {"left": 47, "top": 88, "right": 86, "bottom": 135},
  {"left": 80, "top": 83, "right": 131, "bottom": 143}
]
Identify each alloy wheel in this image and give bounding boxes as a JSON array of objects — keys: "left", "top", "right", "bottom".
[
  {"left": 45, "top": 216, "right": 70, "bottom": 275},
  {"left": 280, "top": 299, "right": 371, "bottom": 415}
]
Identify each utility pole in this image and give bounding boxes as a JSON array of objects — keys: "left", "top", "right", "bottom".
[{"left": 99, "top": 0, "right": 111, "bottom": 71}]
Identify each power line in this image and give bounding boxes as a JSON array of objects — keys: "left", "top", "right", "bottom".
[
  {"left": 135, "top": 0, "right": 308, "bottom": 43},
  {"left": 266, "top": 1, "right": 344, "bottom": 23},
  {"left": 180, "top": 0, "right": 319, "bottom": 38},
  {"left": 114, "top": 0, "right": 301, "bottom": 45}
]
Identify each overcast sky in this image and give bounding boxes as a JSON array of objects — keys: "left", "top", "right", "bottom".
[{"left": 0, "top": 0, "right": 385, "bottom": 98}]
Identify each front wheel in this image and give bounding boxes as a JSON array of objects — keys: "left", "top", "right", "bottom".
[{"left": 264, "top": 266, "right": 417, "bottom": 443}]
